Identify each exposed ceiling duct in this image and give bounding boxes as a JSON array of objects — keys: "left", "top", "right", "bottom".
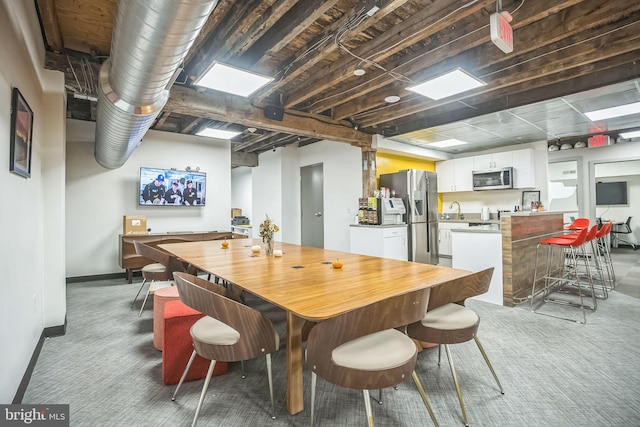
[{"left": 94, "top": 0, "right": 219, "bottom": 169}]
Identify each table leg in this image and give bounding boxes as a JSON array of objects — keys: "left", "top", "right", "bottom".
[{"left": 286, "top": 312, "right": 304, "bottom": 414}]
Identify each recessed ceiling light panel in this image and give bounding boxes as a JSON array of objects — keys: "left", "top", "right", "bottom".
[
  {"left": 425, "top": 139, "right": 468, "bottom": 148},
  {"left": 619, "top": 130, "right": 640, "bottom": 139},
  {"left": 407, "top": 69, "right": 486, "bottom": 100},
  {"left": 196, "top": 127, "right": 242, "bottom": 140},
  {"left": 585, "top": 101, "right": 640, "bottom": 121},
  {"left": 194, "top": 62, "right": 273, "bottom": 97}
]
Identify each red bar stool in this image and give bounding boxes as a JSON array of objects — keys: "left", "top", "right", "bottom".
[
  {"left": 596, "top": 222, "right": 616, "bottom": 290},
  {"left": 564, "top": 217, "right": 589, "bottom": 231},
  {"left": 530, "top": 227, "right": 597, "bottom": 324}
]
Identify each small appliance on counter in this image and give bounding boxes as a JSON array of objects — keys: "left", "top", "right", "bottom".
[
  {"left": 358, "top": 197, "right": 381, "bottom": 225},
  {"left": 481, "top": 206, "right": 490, "bottom": 221},
  {"left": 381, "top": 197, "right": 406, "bottom": 225}
]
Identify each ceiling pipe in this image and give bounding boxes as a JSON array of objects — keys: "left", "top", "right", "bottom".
[{"left": 95, "top": 0, "right": 219, "bottom": 169}]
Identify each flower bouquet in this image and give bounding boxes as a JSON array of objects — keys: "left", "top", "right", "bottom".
[{"left": 258, "top": 214, "right": 279, "bottom": 256}]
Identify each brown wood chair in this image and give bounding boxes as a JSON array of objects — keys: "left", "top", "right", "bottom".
[
  {"left": 406, "top": 268, "right": 504, "bottom": 427},
  {"left": 306, "top": 287, "right": 438, "bottom": 427},
  {"left": 171, "top": 272, "right": 279, "bottom": 426},
  {"left": 131, "top": 241, "right": 185, "bottom": 316}
]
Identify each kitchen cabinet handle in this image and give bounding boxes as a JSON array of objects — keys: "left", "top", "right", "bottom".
[{"left": 315, "top": 212, "right": 322, "bottom": 217}]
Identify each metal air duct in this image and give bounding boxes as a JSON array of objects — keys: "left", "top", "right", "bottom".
[{"left": 95, "top": 0, "right": 218, "bottom": 169}]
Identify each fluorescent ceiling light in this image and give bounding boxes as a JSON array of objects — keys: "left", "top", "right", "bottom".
[
  {"left": 426, "top": 139, "right": 468, "bottom": 148},
  {"left": 196, "top": 128, "right": 242, "bottom": 140},
  {"left": 584, "top": 101, "right": 640, "bottom": 121},
  {"left": 619, "top": 130, "right": 640, "bottom": 139},
  {"left": 407, "top": 69, "right": 486, "bottom": 100},
  {"left": 194, "top": 62, "right": 273, "bottom": 97}
]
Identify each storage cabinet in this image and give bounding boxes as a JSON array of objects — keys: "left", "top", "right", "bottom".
[
  {"left": 436, "top": 157, "right": 474, "bottom": 192},
  {"left": 349, "top": 225, "right": 408, "bottom": 261},
  {"left": 473, "top": 152, "right": 512, "bottom": 170},
  {"left": 437, "top": 148, "right": 535, "bottom": 192},
  {"left": 438, "top": 222, "right": 469, "bottom": 257}
]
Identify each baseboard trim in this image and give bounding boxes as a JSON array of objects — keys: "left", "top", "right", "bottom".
[
  {"left": 66, "top": 272, "right": 136, "bottom": 283},
  {"left": 13, "top": 331, "right": 45, "bottom": 404}
]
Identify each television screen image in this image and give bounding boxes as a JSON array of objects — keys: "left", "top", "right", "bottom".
[
  {"left": 595, "top": 181, "right": 628, "bottom": 206},
  {"left": 139, "top": 167, "right": 206, "bottom": 206}
]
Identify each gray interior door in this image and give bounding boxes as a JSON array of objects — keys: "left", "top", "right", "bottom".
[{"left": 301, "top": 163, "right": 324, "bottom": 248}]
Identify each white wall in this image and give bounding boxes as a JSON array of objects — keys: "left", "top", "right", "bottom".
[
  {"left": 441, "top": 141, "right": 548, "bottom": 216},
  {"left": 0, "top": 0, "right": 66, "bottom": 403},
  {"left": 231, "top": 166, "right": 252, "bottom": 222},
  {"left": 252, "top": 140, "right": 362, "bottom": 251},
  {"left": 65, "top": 120, "right": 232, "bottom": 277}
]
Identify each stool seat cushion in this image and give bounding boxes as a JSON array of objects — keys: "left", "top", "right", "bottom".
[
  {"left": 421, "top": 303, "right": 479, "bottom": 330},
  {"left": 143, "top": 262, "right": 166, "bottom": 273},
  {"left": 331, "top": 329, "right": 416, "bottom": 371}
]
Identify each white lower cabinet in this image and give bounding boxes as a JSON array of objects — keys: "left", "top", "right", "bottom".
[
  {"left": 349, "top": 225, "right": 408, "bottom": 261},
  {"left": 438, "top": 222, "right": 469, "bottom": 256}
]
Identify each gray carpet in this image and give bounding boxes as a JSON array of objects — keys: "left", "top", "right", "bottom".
[{"left": 23, "top": 250, "right": 640, "bottom": 426}]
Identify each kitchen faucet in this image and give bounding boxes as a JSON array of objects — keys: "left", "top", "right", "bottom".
[{"left": 449, "top": 201, "right": 463, "bottom": 220}]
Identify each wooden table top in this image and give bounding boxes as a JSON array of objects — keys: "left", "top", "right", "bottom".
[{"left": 160, "top": 238, "right": 471, "bottom": 321}]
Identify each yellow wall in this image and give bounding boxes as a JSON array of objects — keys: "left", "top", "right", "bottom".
[{"left": 375, "top": 152, "right": 442, "bottom": 212}]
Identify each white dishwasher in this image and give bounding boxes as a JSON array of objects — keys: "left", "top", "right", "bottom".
[{"left": 349, "top": 225, "right": 408, "bottom": 261}]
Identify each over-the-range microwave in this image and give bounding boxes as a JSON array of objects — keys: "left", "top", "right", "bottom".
[{"left": 472, "top": 167, "right": 514, "bottom": 190}]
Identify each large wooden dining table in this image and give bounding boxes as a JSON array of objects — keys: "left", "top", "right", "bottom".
[{"left": 160, "top": 238, "right": 472, "bottom": 415}]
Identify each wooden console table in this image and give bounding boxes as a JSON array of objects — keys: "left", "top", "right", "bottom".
[{"left": 119, "top": 231, "right": 233, "bottom": 283}]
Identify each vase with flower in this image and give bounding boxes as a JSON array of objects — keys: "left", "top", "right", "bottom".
[{"left": 259, "top": 214, "right": 279, "bottom": 256}]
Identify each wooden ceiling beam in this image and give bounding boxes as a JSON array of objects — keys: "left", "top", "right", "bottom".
[
  {"left": 36, "top": 0, "right": 64, "bottom": 53},
  {"left": 333, "top": 3, "right": 640, "bottom": 121},
  {"left": 241, "top": 0, "right": 340, "bottom": 67},
  {"left": 387, "top": 51, "right": 640, "bottom": 135},
  {"left": 164, "top": 86, "right": 371, "bottom": 146},
  {"left": 285, "top": 0, "right": 496, "bottom": 109},
  {"left": 304, "top": 0, "right": 593, "bottom": 116},
  {"left": 260, "top": 0, "right": 411, "bottom": 96}
]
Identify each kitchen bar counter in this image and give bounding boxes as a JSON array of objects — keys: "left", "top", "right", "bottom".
[{"left": 501, "top": 211, "right": 564, "bottom": 306}]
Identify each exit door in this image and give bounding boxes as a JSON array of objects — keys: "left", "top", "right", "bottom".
[{"left": 301, "top": 163, "right": 324, "bottom": 248}]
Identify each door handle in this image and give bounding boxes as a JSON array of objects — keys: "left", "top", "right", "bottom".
[{"left": 315, "top": 212, "right": 322, "bottom": 217}]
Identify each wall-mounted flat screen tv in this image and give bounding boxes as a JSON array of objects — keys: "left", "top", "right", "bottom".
[
  {"left": 595, "top": 181, "right": 628, "bottom": 206},
  {"left": 139, "top": 167, "right": 206, "bottom": 206}
]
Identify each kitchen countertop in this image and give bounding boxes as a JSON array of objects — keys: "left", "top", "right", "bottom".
[
  {"left": 438, "top": 213, "right": 500, "bottom": 225},
  {"left": 451, "top": 224, "right": 501, "bottom": 233},
  {"left": 350, "top": 223, "right": 407, "bottom": 228}
]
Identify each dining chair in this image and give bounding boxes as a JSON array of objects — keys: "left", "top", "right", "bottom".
[
  {"left": 610, "top": 216, "right": 636, "bottom": 249},
  {"left": 306, "top": 287, "right": 439, "bottom": 427},
  {"left": 131, "top": 241, "right": 185, "bottom": 316},
  {"left": 406, "top": 268, "right": 504, "bottom": 427},
  {"left": 171, "top": 272, "right": 279, "bottom": 426}
]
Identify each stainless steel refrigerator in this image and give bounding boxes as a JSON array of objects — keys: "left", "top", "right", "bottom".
[{"left": 380, "top": 170, "right": 438, "bottom": 264}]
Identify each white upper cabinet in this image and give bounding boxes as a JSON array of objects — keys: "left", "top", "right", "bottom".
[
  {"left": 512, "top": 148, "right": 535, "bottom": 188},
  {"left": 436, "top": 157, "right": 474, "bottom": 193},
  {"left": 473, "top": 152, "right": 513, "bottom": 170},
  {"left": 437, "top": 148, "right": 535, "bottom": 192}
]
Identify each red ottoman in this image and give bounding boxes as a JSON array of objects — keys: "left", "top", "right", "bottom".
[
  {"left": 162, "top": 299, "right": 228, "bottom": 385},
  {"left": 153, "top": 286, "right": 180, "bottom": 351}
]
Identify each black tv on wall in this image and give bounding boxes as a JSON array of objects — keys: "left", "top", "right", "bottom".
[
  {"left": 139, "top": 167, "right": 206, "bottom": 206},
  {"left": 595, "top": 181, "right": 628, "bottom": 206}
]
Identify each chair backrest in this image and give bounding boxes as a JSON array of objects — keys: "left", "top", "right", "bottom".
[
  {"left": 568, "top": 227, "right": 589, "bottom": 247},
  {"left": 426, "top": 267, "right": 494, "bottom": 311},
  {"left": 567, "top": 217, "right": 589, "bottom": 230},
  {"left": 585, "top": 224, "right": 599, "bottom": 242},
  {"left": 134, "top": 241, "right": 185, "bottom": 275},
  {"left": 172, "top": 272, "right": 278, "bottom": 361},
  {"left": 306, "top": 287, "right": 430, "bottom": 389},
  {"left": 596, "top": 222, "right": 611, "bottom": 239},
  {"left": 625, "top": 216, "right": 633, "bottom": 231}
]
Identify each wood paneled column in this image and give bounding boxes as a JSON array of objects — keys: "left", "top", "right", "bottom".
[{"left": 362, "top": 147, "right": 377, "bottom": 197}]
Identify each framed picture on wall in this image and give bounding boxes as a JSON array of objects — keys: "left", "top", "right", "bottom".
[
  {"left": 522, "top": 190, "right": 540, "bottom": 211},
  {"left": 9, "top": 87, "right": 34, "bottom": 178}
]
